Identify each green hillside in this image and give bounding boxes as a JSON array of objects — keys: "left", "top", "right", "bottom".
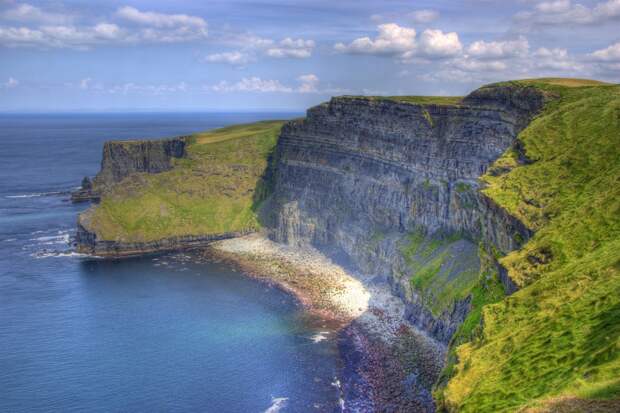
[
  {"left": 440, "top": 80, "right": 620, "bottom": 411},
  {"left": 87, "top": 121, "right": 283, "bottom": 242}
]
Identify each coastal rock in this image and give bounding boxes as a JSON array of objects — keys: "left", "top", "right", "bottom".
[
  {"left": 71, "top": 136, "right": 189, "bottom": 202},
  {"left": 76, "top": 208, "right": 251, "bottom": 257}
]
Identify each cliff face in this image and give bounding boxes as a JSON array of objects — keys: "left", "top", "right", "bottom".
[
  {"left": 71, "top": 136, "right": 188, "bottom": 202},
  {"left": 268, "top": 85, "right": 545, "bottom": 342}
]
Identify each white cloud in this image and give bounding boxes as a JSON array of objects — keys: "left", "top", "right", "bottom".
[
  {"left": 297, "top": 74, "right": 320, "bottom": 93},
  {"left": 334, "top": 23, "right": 416, "bottom": 56},
  {"left": 467, "top": 36, "right": 529, "bottom": 59},
  {"left": 116, "top": 6, "right": 207, "bottom": 30},
  {"left": 205, "top": 51, "right": 253, "bottom": 65},
  {"left": 535, "top": 0, "right": 572, "bottom": 14},
  {"left": 0, "top": 5, "right": 208, "bottom": 48},
  {"left": 588, "top": 42, "right": 620, "bottom": 79},
  {"left": 589, "top": 41, "right": 620, "bottom": 61},
  {"left": 335, "top": 23, "right": 461, "bottom": 61},
  {"left": 2, "top": 77, "right": 19, "bottom": 88},
  {"left": 108, "top": 81, "right": 188, "bottom": 95},
  {"left": 0, "top": 24, "right": 125, "bottom": 49},
  {"left": 204, "top": 35, "right": 315, "bottom": 65},
  {"left": 409, "top": 9, "right": 439, "bottom": 23},
  {"left": 514, "top": 0, "right": 620, "bottom": 26},
  {"left": 454, "top": 58, "right": 508, "bottom": 72},
  {"left": 79, "top": 77, "right": 91, "bottom": 89},
  {"left": 266, "top": 38, "right": 315, "bottom": 59},
  {"left": 206, "top": 74, "right": 336, "bottom": 94},
  {"left": 532, "top": 47, "right": 582, "bottom": 70},
  {"left": 210, "top": 77, "right": 293, "bottom": 93},
  {"left": 2, "top": 3, "right": 72, "bottom": 24},
  {"left": 416, "top": 29, "right": 462, "bottom": 57}
]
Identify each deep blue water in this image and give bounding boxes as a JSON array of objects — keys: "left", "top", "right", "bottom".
[{"left": 0, "top": 113, "right": 342, "bottom": 412}]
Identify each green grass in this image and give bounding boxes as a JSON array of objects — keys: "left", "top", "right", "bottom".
[
  {"left": 441, "top": 81, "right": 620, "bottom": 411},
  {"left": 88, "top": 120, "right": 284, "bottom": 242},
  {"left": 401, "top": 231, "right": 480, "bottom": 317},
  {"left": 341, "top": 95, "right": 463, "bottom": 106},
  {"left": 491, "top": 77, "right": 612, "bottom": 88}
]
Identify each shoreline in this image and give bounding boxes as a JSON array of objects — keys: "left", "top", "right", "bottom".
[
  {"left": 77, "top": 231, "right": 447, "bottom": 410},
  {"left": 206, "top": 233, "right": 446, "bottom": 412}
]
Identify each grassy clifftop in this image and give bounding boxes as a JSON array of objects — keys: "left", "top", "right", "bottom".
[
  {"left": 441, "top": 80, "right": 620, "bottom": 411},
  {"left": 86, "top": 120, "right": 284, "bottom": 242},
  {"left": 341, "top": 94, "right": 463, "bottom": 106}
]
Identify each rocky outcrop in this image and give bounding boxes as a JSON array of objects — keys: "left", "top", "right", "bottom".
[
  {"left": 268, "top": 84, "right": 545, "bottom": 343},
  {"left": 71, "top": 136, "right": 189, "bottom": 202},
  {"left": 76, "top": 208, "right": 250, "bottom": 257}
]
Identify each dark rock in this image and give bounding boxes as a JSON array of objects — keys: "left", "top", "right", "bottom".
[{"left": 71, "top": 136, "right": 188, "bottom": 203}]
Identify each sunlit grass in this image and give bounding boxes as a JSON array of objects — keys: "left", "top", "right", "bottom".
[{"left": 441, "top": 81, "right": 620, "bottom": 411}]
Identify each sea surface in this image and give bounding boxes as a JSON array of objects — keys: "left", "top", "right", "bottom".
[{"left": 0, "top": 113, "right": 342, "bottom": 412}]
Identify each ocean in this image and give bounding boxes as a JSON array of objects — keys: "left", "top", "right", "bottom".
[{"left": 0, "top": 113, "right": 342, "bottom": 412}]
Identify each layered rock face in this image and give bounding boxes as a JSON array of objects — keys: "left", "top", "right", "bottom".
[
  {"left": 94, "top": 136, "right": 188, "bottom": 186},
  {"left": 269, "top": 85, "right": 544, "bottom": 342},
  {"left": 71, "top": 136, "right": 188, "bottom": 202}
]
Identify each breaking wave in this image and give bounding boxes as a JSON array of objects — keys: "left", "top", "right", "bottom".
[
  {"left": 264, "top": 397, "right": 289, "bottom": 413},
  {"left": 5, "top": 190, "right": 69, "bottom": 199}
]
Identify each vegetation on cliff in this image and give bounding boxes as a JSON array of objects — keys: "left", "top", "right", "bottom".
[
  {"left": 86, "top": 121, "right": 283, "bottom": 242},
  {"left": 400, "top": 231, "right": 480, "bottom": 318},
  {"left": 440, "top": 79, "right": 620, "bottom": 411},
  {"left": 343, "top": 95, "right": 463, "bottom": 106}
]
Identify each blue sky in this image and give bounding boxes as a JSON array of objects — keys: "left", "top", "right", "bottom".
[{"left": 0, "top": 0, "right": 619, "bottom": 111}]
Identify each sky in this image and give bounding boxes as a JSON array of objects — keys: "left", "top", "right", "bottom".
[{"left": 0, "top": 0, "right": 618, "bottom": 112}]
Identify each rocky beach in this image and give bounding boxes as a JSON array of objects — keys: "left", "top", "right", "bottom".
[{"left": 207, "top": 233, "right": 446, "bottom": 412}]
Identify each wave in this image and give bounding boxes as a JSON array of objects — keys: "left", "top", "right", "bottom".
[
  {"left": 310, "top": 331, "right": 330, "bottom": 343},
  {"left": 264, "top": 397, "right": 288, "bottom": 413},
  {"left": 31, "top": 250, "right": 98, "bottom": 259},
  {"left": 331, "top": 378, "right": 345, "bottom": 411},
  {"left": 30, "top": 233, "right": 71, "bottom": 244},
  {"left": 5, "top": 190, "right": 70, "bottom": 199}
]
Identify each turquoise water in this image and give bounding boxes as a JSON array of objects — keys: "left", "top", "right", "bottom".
[{"left": 0, "top": 113, "right": 342, "bottom": 412}]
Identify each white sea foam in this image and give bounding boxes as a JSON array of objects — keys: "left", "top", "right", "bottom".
[
  {"left": 32, "top": 251, "right": 93, "bottom": 259},
  {"left": 331, "top": 378, "right": 345, "bottom": 411},
  {"left": 310, "top": 331, "right": 330, "bottom": 343},
  {"left": 264, "top": 397, "right": 288, "bottom": 413},
  {"left": 5, "top": 191, "right": 66, "bottom": 199},
  {"left": 31, "top": 233, "right": 70, "bottom": 244},
  {"left": 3, "top": 238, "right": 17, "bottom": 242}
]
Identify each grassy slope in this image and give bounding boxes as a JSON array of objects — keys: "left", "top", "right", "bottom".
[
  {"left": 400, "top": 231, "right": 481, "bottom": 317},
  {"left": 342, "top": 95, "right": 463, "bottom": 106},
  {"left": 441, "top": 80, "right": 620, "bottom": 411},
  {"left": 88, "top": 120, "right": 284, "bottom": 242}
]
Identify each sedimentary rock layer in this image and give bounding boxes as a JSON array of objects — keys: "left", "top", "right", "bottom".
[
  {"left": 76, "top": 210, "right": 251, "bottom": 256},
  {"left": 268, "top": 85, "right": 545, "bottom": 342}
]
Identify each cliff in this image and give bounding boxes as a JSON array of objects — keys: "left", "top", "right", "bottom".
[
  {"left": 71, "top": 136, "right": 189, "bottom": 202},
  {"left": 268, "top": 84, "right": 545, "bottom": 343}
]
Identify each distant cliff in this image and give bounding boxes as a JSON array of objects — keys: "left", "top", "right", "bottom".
[
  {"left": 75, "top": 121, "right": 283, "bottom": 256},
  {"left": 71, "top": 136, "right": 188, "bottom": 202}
]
